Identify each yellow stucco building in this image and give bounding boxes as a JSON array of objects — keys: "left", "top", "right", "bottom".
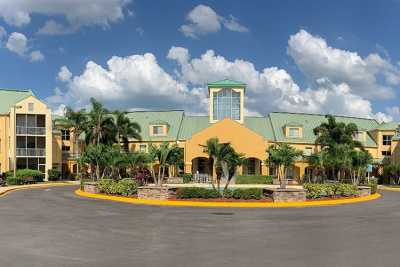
[{"left": 1, "top": 79, "right": 400, "bottom": 181}]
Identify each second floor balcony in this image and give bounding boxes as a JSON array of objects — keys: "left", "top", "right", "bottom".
[
  {"left": 16, "top": 126, "right": 46, "bottom": 136},
  {"left": 16, "top": 148, "right": 46, "bottom": 157}
]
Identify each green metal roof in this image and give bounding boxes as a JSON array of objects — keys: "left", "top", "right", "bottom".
[
  {"left": 126, "top": 110, "right": 184, "bottom": 141},
  {"left": 268, "top": 112, "right": 379, "bottom": 147},
  {"left": 207, "top": 79, "right": 246, "bottom": 88},
  {"left": 0, "top": 89, "right": 33, "bottom": 114},
  {"left": 178, "top": 116, "right": 274, "bottom": 140},
  {"left": 374, "top": 121, "right": 399, "bottom": 130}
]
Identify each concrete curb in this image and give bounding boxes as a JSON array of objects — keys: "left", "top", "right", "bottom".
[
  {"left": 0, "top": 182, "right": 77, "bottom": 198},
  {"left": 75, "top": 189, "right": 381, "bottom": 208}
]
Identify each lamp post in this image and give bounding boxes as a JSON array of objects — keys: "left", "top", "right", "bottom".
[{"left": 13, "top": 105, "right": 22, "bottom": 178}]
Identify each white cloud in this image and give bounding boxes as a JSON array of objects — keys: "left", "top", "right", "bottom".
[
  {"left": 46, "top": 53, "right": 208, "bottom": 113},
  {"left": 5, "top": 31, "right": 44, "bottom": 62},
  {"left": 287, "top": 29, "right": 400, "bottom": 100},
  {"left": 57, "top": 66, "right": 72, "bottom": 82},
  {"left": 222, "top": 15, "right": 249, "bottom": 33},
  {"left": 37, "top": 20, "right": 74, "bottom": 35},
  {"left": 6, "top": 32, "right": 28, "bottom": 56},
  {"left": 29, "top": 50, "right": 44, "bottom": 62},
  {"left": 386, "top": 106, "right": 400, "bottom": 121},
  {"left": 0, "top": 0, "right": 131, "bottom": 28},
  {"left": 180, "top": 5, "right": 248, "bottom": 38},
  {"left": 48, "top": 30, "right": 393, "bottom": 122}
]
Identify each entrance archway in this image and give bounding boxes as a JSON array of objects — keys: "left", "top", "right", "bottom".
[{"left": 192, "top": 157, "right": 213, "bottom": 175}]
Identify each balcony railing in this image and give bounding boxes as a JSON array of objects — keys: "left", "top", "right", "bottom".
[
  {"left": 16, "top": 126, "right": 46, "bottom": 135},
  {"left": 16, "top": 148, "right": 46, "bottom": 157}
]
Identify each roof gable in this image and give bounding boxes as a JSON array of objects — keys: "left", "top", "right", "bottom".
[
  {"left": 268, "top": 112, "right": 379, "bottom": 147},
  {"left": 0, "top": 89, "right": 33, "bottom": 114},
  {"left": 126, "top": 110, "right": 184, "bottom": 141}
]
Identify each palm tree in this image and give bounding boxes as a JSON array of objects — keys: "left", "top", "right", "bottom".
[
  {"left": 148, "top": 142, "right": 175, "bottom": 186},
  {"left": 314, "top": 115, "right": 362, "bottom": 149},
  {"left": 79, "top": 144, "right": 110, "bottom": 180},
  {"left": 350, "top": 149, "right": 373, "bottom": 185},
  {"left": 113, "top": 111, "right": 141, "bottom": 151},
  {"left": 201, "top": 138, "right": 240, "bottom": 191},
  {"left": 266, "top": 143, "right": 302, "bottom": 189},
  {"left": 54, "top": 107, "right": 88, "bottom": 177},
  {"left": 85, "top": 98, "right": 116, "bottom": 145}
]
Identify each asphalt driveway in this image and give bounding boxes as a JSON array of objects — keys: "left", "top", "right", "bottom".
[{"left": 0, "top": 186, "right": 398, "bottom": 267}]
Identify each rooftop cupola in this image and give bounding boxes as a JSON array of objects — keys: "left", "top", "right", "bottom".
[{"left": 208, "top": 79, "right": 245, "bottom": 124}]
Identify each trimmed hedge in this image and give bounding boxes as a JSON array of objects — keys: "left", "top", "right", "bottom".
[
  {"left": 235, "top": 175, "right": 273, "bottom": 185},
  {"left": 6, "top": 169, "right": 44, "bottom": 185},
  {"left": 303, "top": 183, "right": 358, "bottom": 199},
  {"left": 97, "top": 178, "right": 138, "bottom": 196},
  {"left": 48, "top": 169, "right": 62, "bottom": 181},
  {"left": 182, "top": 173, "right": 193, "bottom": 184},
  {"left": 176, "top": 187, "right": 220, "bottom": 199},
  {"left": 176, "top": 187, "right": 264, "bottom": 200}
]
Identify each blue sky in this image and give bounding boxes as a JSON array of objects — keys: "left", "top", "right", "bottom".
[{"left": 0, "top": 0, "right": 399, "bottom": 121}]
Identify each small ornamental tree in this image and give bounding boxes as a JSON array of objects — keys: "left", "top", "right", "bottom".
[{"left": 266, "top": 143, "right": 302, "bottom": 189}]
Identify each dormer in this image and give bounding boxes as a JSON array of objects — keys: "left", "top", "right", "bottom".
[
  {"left": 208, "top": 79, "right": 245, "bottom": 124},
  {"left": 284, "top": 123, "right": 303, "bottom": 138},
  {"left": 149, "top": 120, "right": 169, "bottom": 137}
]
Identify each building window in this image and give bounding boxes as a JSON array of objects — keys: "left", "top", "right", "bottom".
[
  {"left": 151, "top": 125, "right": 164, "bottom": 136},
  {"left": 303, "top": 147, "right": 313, "bottom": 156},
  {"left": 382, "top": 135, "right": 393, "bottom": 146},
  {"left": 212, "top": 88, "right": 241, "bottom": 121},
  {"left": 139, "top": 144, "right": 147, "bottom": 152},
  {"left": 288, "top": 127, "right": 300, "bottom": 138},
  {"left": 28, "top": 103, "right": 34, "bottom": 112},
  {"left": 61, "top": 130, "right": 70, "bottom": 141},
  {"left": 382, "top": 150, "right": 391, "bottom": 156},
  {"left": 62, "top": 145, "right": 70, "bottom": 151}
]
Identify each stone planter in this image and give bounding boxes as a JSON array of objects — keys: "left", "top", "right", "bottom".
[
  {"left": 266, "top": 188, "right": 307, "bottom": 202},
  {"left": 83, "top": 182, "right": 98, "bottom": 194},
  {"left": 358, "top": 186, "right": 371, "bottom": 197},
  {"left": 167, "top": 177, "right": 184, "bottom": 184},
  {"left": 137, "top": 186, "right": 172, "bottom": 200}
]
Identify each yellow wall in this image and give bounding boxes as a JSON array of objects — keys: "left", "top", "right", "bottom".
[
  {"left": 0, "top": 115, "right": 10, "bottom": 173},
  {"left": 184, "top": 118, "right": 268, "bottom": 176},
  {"left": 6, "top": 96, "right": 53, "bottom": 179}
]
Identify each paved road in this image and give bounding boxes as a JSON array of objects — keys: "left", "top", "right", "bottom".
[{"left": 0, "top": 186, "right": 398, "bottom": 267}]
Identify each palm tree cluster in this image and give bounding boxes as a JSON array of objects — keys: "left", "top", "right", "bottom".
[
  {"left": 201, "top": 138, "right": 245, "bottom": 191},
  {"left": 56, "top": 98, "right": 141, "bottom": 148},
  {"left": 308, "top": 115, "right": 373, "bottom": 185},
  {"left": 266, "top": 143, "right": 303, "bottom": 189}
]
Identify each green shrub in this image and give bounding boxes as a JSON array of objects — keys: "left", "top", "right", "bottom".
[
  {"left": 97, "top": 179, "right": 114, "bottom": 194},
  {"left": 336, "top": 183, "right": 358, "bottom": 197},
  {"left": 48, "top": 169, "right": 62, "bottom": 181},
  {"left": 235, "top": 175, "right": 273, "bottom": 184},
  {"left": 176, "top": 187, "right": 263, "bottom": 200},
  {"left": 304, "top": 183, "right": 358, "bottom": 199},
  {"left": 182, "top": 173, "right": 193, "bottom": 184},
  {"left": 6, "top": 176, "right": 25, "bottom": 185},
  {"left": 6, "top": 169, "right": 44, "bottom": 184},
  {"left": 116, "top": 178, "right": 138, "bottom": 196},
  {"left": 231, "top": 188, "right": 263, "bottom": 200},
  {"left": 176, "top": 187, "right": 220, "bottom": 199},
  {"left": 97, "top": 178, "right": 138, "bottom": 196}
]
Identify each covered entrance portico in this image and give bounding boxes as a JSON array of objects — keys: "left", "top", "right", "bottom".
[{"left": 184, "top": 118, "right": 268, "bottom": 178}]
